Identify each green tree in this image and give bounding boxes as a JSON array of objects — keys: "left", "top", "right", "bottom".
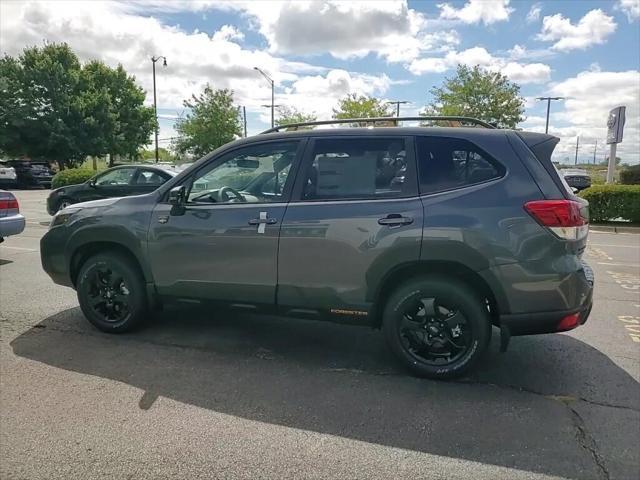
[
  {"left": 275, "top": 106, "right": 317, "bottom": 127},
  {"left": 0, "top": 44, "right": 85, "bottom": 168},
  {"left": 332, "top": 93, "right": 392, "bottom": 120},
  {"left": 81, "top": 61, "right": 155, "bottom": 165},
  {"left": 174, "top": 85, "right": 241, "bottom": 158},
  {"left": 425, "top": 65, "right": 525, "bottom": 129},
  {"left": 0, "top": 43, "right": 154, "bottom": 168}
]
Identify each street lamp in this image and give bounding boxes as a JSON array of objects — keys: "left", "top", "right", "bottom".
[
  {"left": 254, "top": 67, "right": 274, "bottom": 128},
  {"left": 536, "top": 96, "right": 565, "bottom": 134},
  {"left": 151, "top": 55, "right": 167, "bottom": 163}
]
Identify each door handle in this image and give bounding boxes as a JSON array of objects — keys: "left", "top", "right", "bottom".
[
  {"left": 249, "top": 212, "right": 278, "bottom": 234},
  {"left": 378, "top": 214, "right": 413, "bottom": 226},
  {"left": 248, "top": 218, "right": 278, "bottom": 225}
]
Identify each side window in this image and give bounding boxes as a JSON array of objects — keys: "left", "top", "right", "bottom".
[
  {"left": 135, "top": 169, "right": 168, "bottom": 186},
  {"left": 187, "top": 142, "right": 298, "bottom": 204},
  {"left": 416, "top": 137, "right": 503, "bottom": 194},
  {"left": 302, "top": 137, "right": 413, "bottom": 200},
  {"left": 95, "top": 168, "right": 135, "bottom": 186}
]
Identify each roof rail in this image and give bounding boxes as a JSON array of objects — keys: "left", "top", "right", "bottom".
[{"left": 260, "top": 116, "right": 495, "bottom": 134}]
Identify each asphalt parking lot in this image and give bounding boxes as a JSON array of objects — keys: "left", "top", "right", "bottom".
[{"left": 1, "top": 189, "right": 638, "bottom": 480}]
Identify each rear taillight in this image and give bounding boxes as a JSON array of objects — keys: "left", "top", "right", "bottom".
[
  {"left": 524, "top": 199, "right": 588, "bottom": 241},
  {"left": 0, "top": 197, "right": 19, "bottom": 212},
  {"left": 557, "top": 312, "right": 580, "bottom": 331}
]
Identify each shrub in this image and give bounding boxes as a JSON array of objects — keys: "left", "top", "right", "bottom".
[
  {"left": 51, "top": 168, "right": 96, "bottom": 189},
  {"left": 579, "top": 185, "right": 640, "bottom": 223},
  {"left": 620, "top": 164, "right": 640, "bottom": 185}
]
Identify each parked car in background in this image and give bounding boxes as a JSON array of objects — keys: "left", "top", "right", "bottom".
[
  {"left": 41, "top": 116, "right": 594, "bottom": 380},
  {"left": 46, "top": 164, "right": 178, "bottom": 215},
  {"left": 5, "top": 160, "right": 55, "bottom": 188},
  {"left": 0, "top": 161, "right": 18, "bottom": 188},
  {"left": 560, "top": 168, "right": 591, "bottom": 191},
  {"left": 0, "top": 190, "right": 25, "bottom": 242}
]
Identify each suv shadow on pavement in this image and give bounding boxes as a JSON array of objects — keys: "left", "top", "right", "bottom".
[{"left": 11, "top": 306, "right": 640, "bottom": 480}]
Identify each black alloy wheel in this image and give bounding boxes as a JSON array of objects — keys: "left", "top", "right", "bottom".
[
  {"left": 383, "top": 277, "right": 491, "bottom": 379},
  {"left": 77, "top": 252, "right": 147, "bottom": 332}
]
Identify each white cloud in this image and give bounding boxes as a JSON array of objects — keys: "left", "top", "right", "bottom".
[
  {"left": 526, "top": 3, "right": 542, "bottom": 23},
  {"left": 617, "top": 0, "right": 640, "bottom": 21},
  {"left": 438, "top": 0, "right": 513, "bottom": 25},
  {"left": 0, "top": 1, "right": 400, "bottom": 133},
  {"left": 195, "top": 1, "right": 459, "bottom": 63},
  {"left": 409, "top": 47, "right": 551, "bottom": 84},
  {"left": 542, "top": 70, "right": 640, "bottom": 164},
  {"left": 276, "top": 69, "right": 394, "bottom": 121},
  {"left": 211, "top": 24, "right": 244, "bottom": 42},
  {"left": 0, "top": 0, "right": 326, "bottom": 114},
  {"left": 507, "top": 44, "right": 555, "bottom": 61},
  {"left": 538, "top": 9, "right": 617, "bottom": 51}
]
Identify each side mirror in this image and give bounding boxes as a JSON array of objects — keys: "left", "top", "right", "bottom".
[
  {"left": 88, "top": 178, "right": 97, "bottom": 188},
  {"left": 168, "top": 185, "right": 186, "bottom": 206},
  {"left": 572, "top": 187, "right": 579, "bottom": 194}
]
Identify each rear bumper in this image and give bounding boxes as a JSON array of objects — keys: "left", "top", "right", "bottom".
[
  {"left": 0, "top": 214, "right": 25, "bottom": 238},
  {"left": 499, "top": 261, "right": 594, "bottom": 336}
]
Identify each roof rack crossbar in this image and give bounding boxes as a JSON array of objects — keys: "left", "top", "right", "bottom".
[{"left": 260, "top": 116, "right": 495, "bottom": 134}]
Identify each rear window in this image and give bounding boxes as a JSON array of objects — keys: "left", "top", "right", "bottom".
[
  {"left": 302, "top": 137, "right": 416, "bottom": 200},
  {"left": 416, "top": 136, "right": 504, "bottom": 194}
]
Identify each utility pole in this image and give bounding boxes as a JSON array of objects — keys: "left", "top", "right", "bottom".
[
  {"left": 386, "top": 100, "right": 409, "bottom": 117},
  {"left": 536, "top": 97, "right": 565, "bottom": 134},
  {"left": 254, "top": 67, "right": 275, "bottom": 128},
  {"left": 574, "top": 136, "right": 579, "bottom": 165},
  {"left": 151, "top": 55, "right": 167, "bottom": 163},
  {"left": 593, "top": 139, "right": 597, "bottom": 164}
]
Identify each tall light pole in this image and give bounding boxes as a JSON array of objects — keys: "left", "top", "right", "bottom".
[
  {"left": 386, "top": 100, "right": 409, "bottom": 117},
  {"left": 536, "top": 96, "right": 564, "bottom": 134},
  {"left": 151, "top": 55, "right": 167, "bottom": 163},
  {"left": 254, "top": 67, "right": 274, "bottom": 128}
]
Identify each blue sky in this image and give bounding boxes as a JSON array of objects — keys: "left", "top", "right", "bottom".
[{"left": 2, "top": 0, "right": 639, "bottom": 163}]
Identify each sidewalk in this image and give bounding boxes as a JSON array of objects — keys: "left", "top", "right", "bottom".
[{"left": 590, "top": 223, "right": 640, "bottom": 234}]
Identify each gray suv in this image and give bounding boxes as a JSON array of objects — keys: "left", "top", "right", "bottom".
[{"left": 41, "top": 117, "right": 594, "bottom": 379}]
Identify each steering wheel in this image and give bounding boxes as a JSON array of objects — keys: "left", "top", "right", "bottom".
[{"left": 219, "top": 186, "right": 246, "bottom": 203}]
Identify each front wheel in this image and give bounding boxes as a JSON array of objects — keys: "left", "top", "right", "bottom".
[
  {"left": 56, "top": 197, "right": 73, "bottom": 213},
  {"left": 383, "top": 277, "right": 491, "bottom": 379},
  {"left": 77, "top": 252, "right": 148, "bottom": 333}
]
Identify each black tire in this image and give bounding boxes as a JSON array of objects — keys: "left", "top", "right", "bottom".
[
  {"left": 77, "top": 252, "right": 148, "bottom": 333},
  {"left": 382, "top": 277, "right": 491, "bottom": 380},
  {"left": 55, "top": 197, "right": 73, "bottom": 213}
]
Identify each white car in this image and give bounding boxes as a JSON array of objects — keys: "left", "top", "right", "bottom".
[
  {"left": 0, "top": 190, "right": 25, "bottom": 242},
  {"left": 0, "top": 161, "right": 17, "bottom": 188}
]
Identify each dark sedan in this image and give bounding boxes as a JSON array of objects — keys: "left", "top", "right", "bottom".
[
  {"left": 47, "top": 165, "right": 178, "bottom": 215},
  {"left": 560, "top": 168, "right": 592, "bottom": 191}
]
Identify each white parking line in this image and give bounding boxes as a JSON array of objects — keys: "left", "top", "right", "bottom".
[
  {"left": 598, "top": 262, "right": 640, "bottom": 267},
  {"left": 0, "top": 246, "right": 37, "bottom": 252},
  {"left": 589, "top": 244, "right": 639, "bottom": 248}
]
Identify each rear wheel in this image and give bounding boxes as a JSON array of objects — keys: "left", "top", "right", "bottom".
[
  {"left": 77, "top": 252, "right": 148, "bottom": 333},
  {"left": 383, "top": 277, "right": 491, "bottom": 379}
]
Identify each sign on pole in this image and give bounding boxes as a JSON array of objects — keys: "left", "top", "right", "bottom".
[{"left": 606, "top": 106, "right": 626, "bottom": 184}]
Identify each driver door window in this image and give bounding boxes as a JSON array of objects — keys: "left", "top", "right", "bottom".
[
  {"left": 187, "top": 142, "right": 299, "bottom": 204},
  {"left": 95, "top": 168, "right": 135, "bottom": 186}
]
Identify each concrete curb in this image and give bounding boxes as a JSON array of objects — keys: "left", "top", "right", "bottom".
[{"left": 590, "top": 225, "right": 640, "bottom": 234}]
